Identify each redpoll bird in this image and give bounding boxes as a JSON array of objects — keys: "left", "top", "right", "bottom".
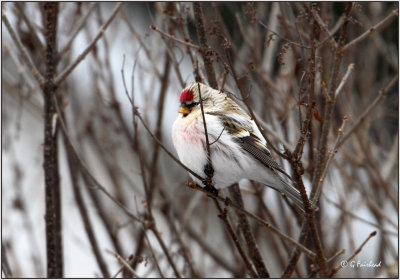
[{"left": 172, "top": 82, "right": 304, "bottom": 211}]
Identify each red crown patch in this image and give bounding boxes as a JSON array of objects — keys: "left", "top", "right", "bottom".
[{"left": 179, "top": 89, "right": 194, "bottom": 103}]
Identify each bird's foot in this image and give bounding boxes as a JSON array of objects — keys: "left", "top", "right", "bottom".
[
  {"left": 204, "top": 185, "right": 219, "bottom": 197},
  {"left": 203, "top": 163, "right": 214, "bottom": 178}
]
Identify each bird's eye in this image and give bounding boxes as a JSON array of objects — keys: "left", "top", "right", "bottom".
[{"left": 186, "top": 101, "right": 199, "bottom": 109}]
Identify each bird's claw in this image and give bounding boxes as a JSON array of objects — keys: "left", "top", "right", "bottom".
[
  {"left": 204, "top": 185, "right": 219, "bottom": 197},
  {"left": 204, "top": 163, "right": 214, "bottom": 178}
]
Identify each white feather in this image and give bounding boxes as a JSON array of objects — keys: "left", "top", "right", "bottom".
[{"left": 173, "top": 109, "right": 279, "bottom": 189}]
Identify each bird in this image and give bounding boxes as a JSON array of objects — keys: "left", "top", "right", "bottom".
[{"left": 172, "top": 82, "right": 305, "bottom": 212}]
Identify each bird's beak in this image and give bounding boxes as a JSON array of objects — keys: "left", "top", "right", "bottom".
[{"left": 179, "top": 107, "right": 190, "bottom": 115}]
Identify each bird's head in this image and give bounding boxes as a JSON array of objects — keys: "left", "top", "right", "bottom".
[{"left": 178, "top": 83, "right": 222, "bottom": 117}]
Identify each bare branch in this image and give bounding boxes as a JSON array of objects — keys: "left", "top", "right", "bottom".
[
  {"left": 2, "top": 11, "right": 44, "bottom": 87},
  {"left": 229, "top": 185, "right": 270, "bottom": 278},
  {"left": 312, "top": 116, "right": 348, "bottom": 203},
  {"left": 330, "top": 231, "right": 377, "bottom": 277},
  {"left": 54, "top": 2, "right": 123, "bottom": 86},
  {"left": 186, "top": 182, "right": 317, "bottom": 259},
  {"left": 108, "top": 251, "right": 140, "bottom": 278},
  {"left": 58, "top": 3, "right": 97, "bottom": 59},
  {"left": 311, "top": 8, "right": 338, "bottom": 48},
  {"left": 311, "top": 2, "right": 353, "bottom": 202},
  {"left": 335, "top": 63, "right": 354, "bottom": 98},
  {"left": 197, "top": 82, "right": 212, "bottom": 178},
  {"left": 42, "top": 3, "right": 62, "bottom": 277},
  {"left": 341, "top": 9, "right": 399, "bottom": 52},
  {"left": 323, "top": 195, "right": 397, "bottom": 236},
  {"left": 121, "top": 63, "right": 204, "bottom": 182},
  {"left": 14, "top": 3, "right": 45, "bottom": 58},
  {"left": 213, "top": 198, "right": 258, "bottom": 278},
  {"left": 338, "top": 74, "right": 398, "bottom": 148},
  {"left": 193, "top": 2, "right": 218, "bottom": 88},
  {"left": 53, "top": 95, "right": 142, "bottom": 224},
  {"left": 258, "top": 19, "right": 310, "bottom": 49},
  {"left": 150, "top": 24, "right": 200, "bottom": 50}
]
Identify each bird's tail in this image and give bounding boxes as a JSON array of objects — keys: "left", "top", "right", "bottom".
[
  {"left": 281, "top": 178, "right": 320, "bottom": 213},
  {"left": 267, "top": 172, "right": 314, "bottom": 213},
  {"left": 263, "top": 170, "right": 318, "bottom": 213},
  {"left": 280, "top": 180, "right": 306, "bottom": 213}
]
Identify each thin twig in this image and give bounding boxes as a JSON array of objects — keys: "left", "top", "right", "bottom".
[
  {"left": 121, "top": 65, "right": 204, "bottom": 182},
  {"left": 337, "top": 74, "right": 398, "bottom": 148},
  {"left": 281, "top": 220, "right": 310, "bottom": 278},
  {"left": 150, "top": 24, "right": 200, "bottom": 50},
  {"left": 58, "top": 3, "right": 97, "bottom": 60},
  {"left": 293, "top": 13, "right": 317, "bottom": 161},
  {"left": 198, "top": 80, "right": 255, "bottom": 276},
  {"left": 335, "top": 63, "right": 354, "bottom": 98},
  {"left": 193, "top": 2, "right": 218, "bottom": 88},
  {"left": 287, "top": 3, "right": 307, "bottom": 61},
  {"left": 197, "top": 82, "right": 212, "bottom": 173},
  {"left": 307, "top": 249, "right": 346, "bottom": 276},
  {"left": 108, "top": 251, "right": 140, "bottom": 278},
  {"left": 341, "top": 9, "right": 399, "bottom": 52},
  {"left": 209, "top": 127, "right": 225, "bottom": 146},
  {"left": 146, "top": 51, "right": 170, "bottom": 209},
  {"left": 310, "top": 6, "right": 338, "bottom": 48},
  {"left": 312, "top": 116, "right": 348, "bottom": 203},
  {"left": 136, "top": 52, "right": 182, "bottom": 277},
  {"left": 354, "top": 8, "right": 398, "bottom": 70},
  {"left": 163, "top": 7, "right": 186, "bottom": 88},
  {"left": 4, "top": 43, "right": 37, "bottom": 92},
  {"left": 225, "top": 51, "right": 290, "bottom": 161},
  {"left": 137, "top": 193, "right": 165, "bottom": 278},
  {"left": 316, "top": 15, "right": 345, "bottom": 48},
  {"left": 287, "top": 155, "right": 328, "bottom": 277},
  {"left": 176, "top": 5, "right": 200, "bottom": 80},
  {"left": 345, "top": 169, "right": 398, "bottom": 229},
  {"left": 186, "top": 182, "right": 316, "bottom": 259},
  {"left": 214, "top": 199, "right": 259, "bottom": 278},
  {"left": 54, "top": 95, "right": 142, "bottom": 224},
  {"left": 2, "top": 11, "right": 44, "bottom": 87},
  {"left": 1, "top": 243, "right": 13, "bottom": 278},
  {"left": 218, "top": 68, "right": 229, "bottom": 92},
  {"left": 253, "top": 114, "right": 296, "bottom": 151},
  {"left": 65, "top": 141, "right": 110, "bottom": 277},
  {"left": 329, "top": 231, "right": 377, "bottom": 277},
  {"left": 359, "top": 132, "right": 398, "bottom": 210},
  {"left": 327, "top": 249, "right": 346, "bottom": 263},
  {"left": 171, "top": 205, "right": 241, "bottom": 276},
  {"left": 54, "top": 2, "right": 123, "bottom": 86},
  {"left": 323, "top": 195, "right": 397, "bottom": 236},
  {"left": 150, "top": 227, "right": 182, "bottom": 278},
  {"left": 14, "top": 3, "right": 46, "bottom": 58},
  {"left": 311, "top": 2, "right": 353, "bottom": 201},
  {"left": 142, "top": 228, "right": 164, "bottom": 278},
  {"left": 121, "top": 11, "right": 161, "bottom": 79},
  {"left": 258, "top": 18, "right": 310, "bottom": 49},
  {"left": 229, "top": 185, "right": 270, "bottom": 278},
  {"left": 163, "top": 207, "right": 200, "bottom": 277}
]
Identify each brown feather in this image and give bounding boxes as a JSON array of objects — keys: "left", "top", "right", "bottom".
[{"left": 236, "top": 134, "right": 292, "bottom": 180}]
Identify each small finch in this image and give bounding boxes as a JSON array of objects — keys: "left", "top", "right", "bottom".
[{"left": 172, "top": 82, "right": 305, "bottom": 211}]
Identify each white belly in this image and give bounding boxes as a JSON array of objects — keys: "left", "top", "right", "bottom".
[
  {"left": 172, "top": 114, "right": 258, "bottom": 188},
  {"left": 172, "top": 115, "right": 208, "bottom": 183}
]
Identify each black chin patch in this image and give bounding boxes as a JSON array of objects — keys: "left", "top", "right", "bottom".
[{"left": 187, "top": 101, "right": 199, "bottom": 108}]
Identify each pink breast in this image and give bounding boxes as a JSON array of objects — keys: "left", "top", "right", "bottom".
[
  {"left": 182, "top": 128, "right": 204, "bottom": 148},
  {"left": 173, "top": 120, "right": 204, "bottom": 149}
]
